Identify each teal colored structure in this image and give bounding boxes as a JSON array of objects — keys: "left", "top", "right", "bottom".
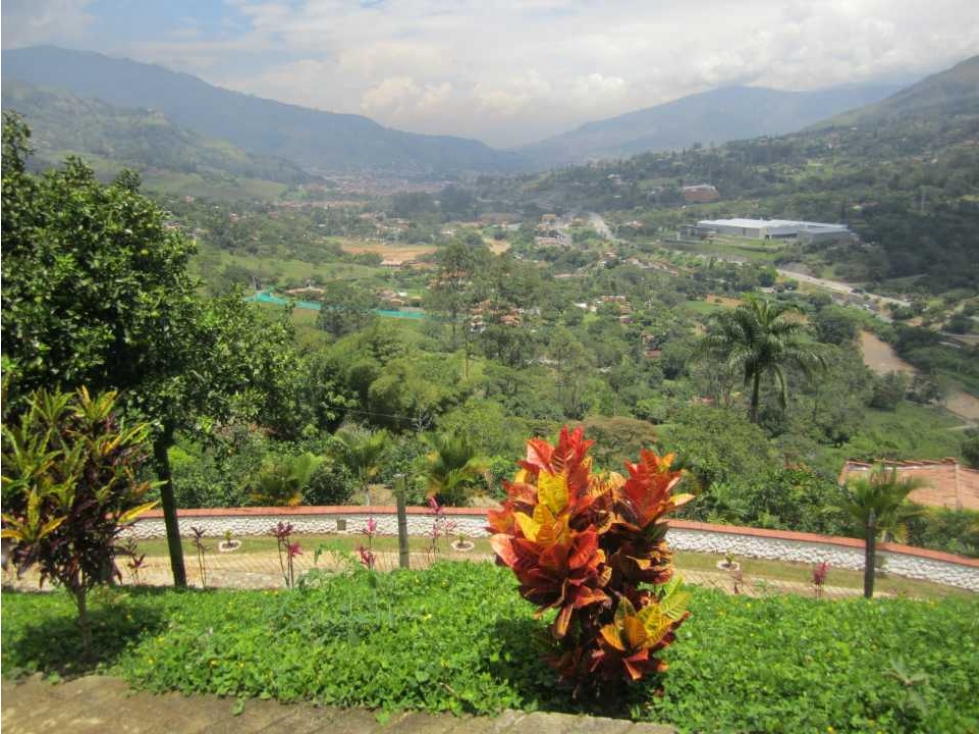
[{"left": 246, "top": 290, "right": 427, "bottom": 320}]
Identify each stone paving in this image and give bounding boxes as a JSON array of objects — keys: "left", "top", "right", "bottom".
[{"left": 1, "top": 675, "right": 677, "bottom": 734}]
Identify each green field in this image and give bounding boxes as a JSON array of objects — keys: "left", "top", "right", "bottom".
[
  {"left": 195, "top": 247, "right": 386, "bottom": 288},
  {"left": 664, "top": 235, "right": 784, "bottom": 264},
  {"left": 826, "top": 402, "right": 966, "bottom": 467}
]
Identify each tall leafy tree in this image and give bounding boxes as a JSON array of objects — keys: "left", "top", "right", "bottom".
[
  {"left": 839, "top": 465, "right": 926, "bottom": 598},
  {"left": 315, "top": 281, "right": 378, "bottom": 338},
  {"left": 702, "top": 295, "right": 824, "bottom": 423},
  {"left": 1, "top": 116, "right": 301, "bottom": 586}
]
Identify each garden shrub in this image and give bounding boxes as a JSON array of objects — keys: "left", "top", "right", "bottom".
[
  {"left": 1, "top": 387, "right": 156, "bottom": 653},
  {"left": 302, "top": 460, "right": 356, "bottom": 506},
  {"left": 489, "top": 426, "right": 693, "bottom": 692}
]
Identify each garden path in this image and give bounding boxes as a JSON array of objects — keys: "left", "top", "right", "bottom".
[{"left": 1, "top": 674, "right": 678, "bottom": 734}]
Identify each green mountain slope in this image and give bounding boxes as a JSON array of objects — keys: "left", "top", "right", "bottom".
[
  {"left": 815, "top": 55, "right": 979, "bottom": 127},
  {"left": 1, "top": 46, "right": 525, "bottom": 177},
  {"left": 2, "top": 80, "right": 314, "bottom": 193},
  {"left": 519, "top": 84, "right": 901, "bottom": 166}
]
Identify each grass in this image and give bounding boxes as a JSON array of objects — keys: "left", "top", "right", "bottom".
[
  {"left": 664, "top": 236, "right": 784, "bottom": 264},
  {"left": 673, "top": 550, "right": 969, "bottom": 599},
  {"left": 827, "top": 402, "right": 966, "bottom": 467},
  {"left": 2, "top": 563, "right": 977, "bottom": 733},
  {"left": 218, "top": 251, "right": 384, "bottom": 284},
  {"left": 681, "top": 299, "right": 728, "bottom": 316},
  {"left": 129, "top": 534, "right": 963, "bottom": 600}
]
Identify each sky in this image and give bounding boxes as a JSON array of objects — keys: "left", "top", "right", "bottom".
[{"left": 3, "top": 1, "right": 978, "bottom": 148}]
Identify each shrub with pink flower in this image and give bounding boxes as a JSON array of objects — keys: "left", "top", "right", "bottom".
[{"left": 811, "top": 561, "right": 830, "bottom": 598}]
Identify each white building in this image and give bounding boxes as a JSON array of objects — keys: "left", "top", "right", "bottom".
[{"left": 697, "top": 218, "right": 853, "bottom": 243}]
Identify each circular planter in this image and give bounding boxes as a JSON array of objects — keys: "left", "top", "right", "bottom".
[
  {"left": 218, "top": 540, "right": 242, "bottom": 553},
  {"left": 451, "top": 540, "right": 475, "bottom": 552},
  {"left": 716, "top": 560, "right": 741, "bottom": 572}
]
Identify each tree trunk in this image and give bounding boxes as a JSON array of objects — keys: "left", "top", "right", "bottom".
[
  {"left": 153, "top": 430, "right": 187, "bottom": 588},
  {"left": 749, "top": 371, "right": 761, "bottom": 423},
  {"left": 74, "top": 588, "right": 92, "bottom": 659},
  {"left": 396, "top": 475, "right": 410, "bottom": 570},
  {"left": 864, "top": 510, "right": 877, "bottom": 599}
]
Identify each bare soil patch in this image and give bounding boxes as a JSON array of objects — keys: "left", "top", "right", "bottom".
[
  {"left": 339, "top": 241, "right": 436, "bottom": 263},
  {"left": 860, "top": 331, "right": 916, "bottom": 376}
]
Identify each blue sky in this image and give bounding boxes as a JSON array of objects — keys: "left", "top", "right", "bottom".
[{"left": 3, "top": 1, "right": 978, "bottom": 147}]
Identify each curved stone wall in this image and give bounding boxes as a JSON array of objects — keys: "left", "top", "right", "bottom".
[{"left": 124, "top": 506, "right": 979, "bottom": 591}]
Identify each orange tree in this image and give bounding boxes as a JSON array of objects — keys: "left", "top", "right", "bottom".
[{"left": 488, "top": 426, "right": 693, "bottom": 694}]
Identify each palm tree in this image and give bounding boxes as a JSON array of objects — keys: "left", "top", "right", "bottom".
[
  {"left": 248, "top": 452, "right": 324, "bottom": 507},
  {"left": 839, "top": 464, "right": 927, "bottom": 598},
  {"left": 420, "top": 432, "right": 488, "bottom": 507},
  {"left": 334, "top": 428, "right": 389, "bottom": 506},
  {"left": 702, "top": 294, "right": 824, "bottom": 423}
]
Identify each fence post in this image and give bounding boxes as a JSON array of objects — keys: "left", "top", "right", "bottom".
[
  {"left": 864, "top": 509, "right": 876, "bottom": 599},
  {"left": 395, "top": 474, "right": 410, "bottom": 570}
]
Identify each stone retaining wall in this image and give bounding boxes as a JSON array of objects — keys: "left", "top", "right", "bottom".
[{"left": 125, "top": 506, "right": 979, "bottom": 591}]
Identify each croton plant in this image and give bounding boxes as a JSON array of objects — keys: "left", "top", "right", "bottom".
[{"left": 488, "top": 426, "right": 693, "bottom": 690}]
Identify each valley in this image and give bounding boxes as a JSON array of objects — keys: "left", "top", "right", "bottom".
[{"left": 4, "top": 10, "right": 979, "bottom": 731}]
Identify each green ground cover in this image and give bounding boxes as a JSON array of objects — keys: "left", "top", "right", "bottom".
[
  {"left": 3, "top": 563, "right": 976, "bottom": 733},
  {"left": 662, "top": 236, "right": 784, "bottom": 265},
  {"left": 826, "top": 403, "right": 966, "bottom": 467}
]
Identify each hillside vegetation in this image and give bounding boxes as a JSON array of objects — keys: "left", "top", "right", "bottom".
[
  {"left": 1, "top": 46, "right": 524, "bottom": 177},
  {"left": 2, "top": 80, "right": 315, "bottom": 197}
]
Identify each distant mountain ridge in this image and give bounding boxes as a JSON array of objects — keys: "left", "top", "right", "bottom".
[
  {"left": 519, "top": 83, "right": 903, "bottom": 166},
  {"left": 2, "top": 79, "right": 313, "bottom": 186},
  {"left": 1, "top": 46, "right": 525, "bottom": 177},
  {"left": 812, "top": 55, "right": 979, "bottom": 128}
]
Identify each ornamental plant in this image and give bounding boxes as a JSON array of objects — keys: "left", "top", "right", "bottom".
[
  {"left": 271, "top": 522, "right": 301, "bottom": 588},
  {"left": 489, "top": 426, "right": 693, "bottom": 693},
  {"left": 1, "top": 387, "right": 156, "bottom": 655}
]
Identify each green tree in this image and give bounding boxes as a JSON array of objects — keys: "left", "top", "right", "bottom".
[
  {"left": 419, "top": 432, "right": 488, "bottom": 506},
  {"left": 425, "top": 240, "right": 486, "bottom": 349},
  {"left": 1, "top": 388, "right": 156, "bottom": 654},
  {"left": 814, "top": 306, "right": 860, "bottom": 346},
  {"left": 2, "top": 118, "right": 301, "bottom": 586},
  {"left": 548, "top": 327, "right": 592, "bottom": 418},
  {"left": 316, "top": 281, "right": 378, "bottom": 338},
  {"left": 333, "top": 428, "right": 389, "bottom": 505},
  {"left": 702, "top": 295, "right": 824, "bottom": 422},
  {"left": 839, "top": 465, "right": 927, "bottom": 598}
]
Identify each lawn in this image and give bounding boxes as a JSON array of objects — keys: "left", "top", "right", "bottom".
[{"left": 3, "top": 563, "right": 977, "bottom": 733}]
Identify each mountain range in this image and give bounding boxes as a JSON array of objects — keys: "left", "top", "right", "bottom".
[
  {"left": 517, "top": 84, "right": 902, "bottom": 166},
  {"left": 3, "top": 46, "right": 975, "bottom": 184},
  {"left": 1, "top": 46, "right": 523, "bottom": 177}
]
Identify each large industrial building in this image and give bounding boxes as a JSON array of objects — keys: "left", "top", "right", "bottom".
[{"left": 696, "top": 218, "right": 854, "bottom": 243}]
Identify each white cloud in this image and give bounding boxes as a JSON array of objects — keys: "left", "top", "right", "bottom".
[
  {"left": 5, "top": 0, "right": 979, "bottom": 146},
  {"left": 1, "top": 0, "right": 95, "bottom": 48}
]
